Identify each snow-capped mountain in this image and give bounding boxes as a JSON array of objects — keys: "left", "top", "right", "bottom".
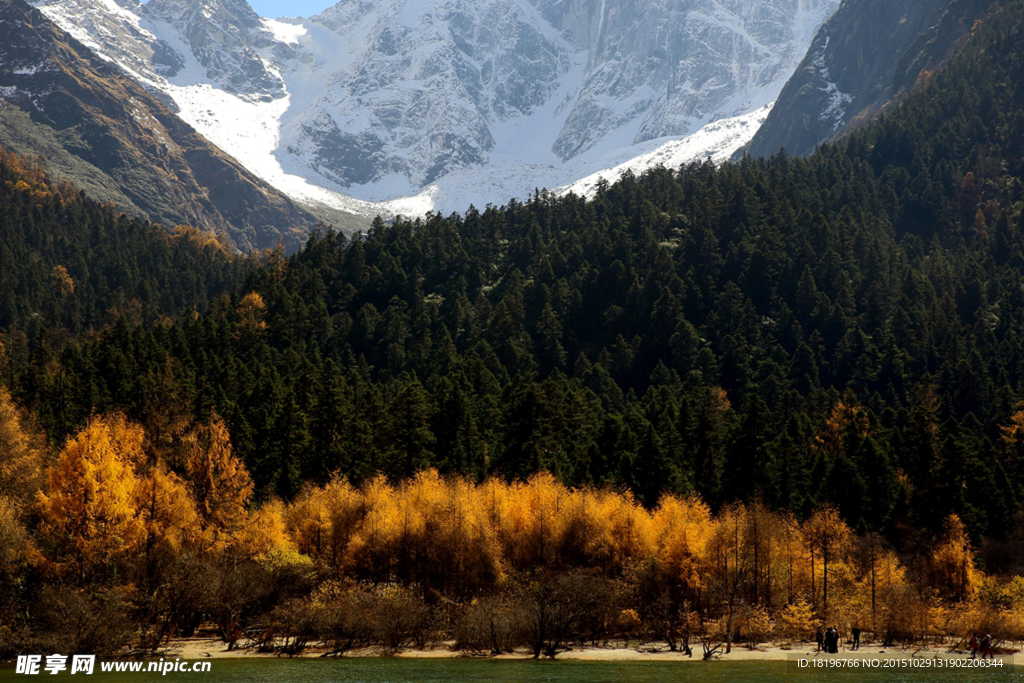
[
  {"left": 0, "top": 0, "right": 320, "bottom": 251},
  {"left": 33, "top": 0, "right": 839, "bottom": 216}
]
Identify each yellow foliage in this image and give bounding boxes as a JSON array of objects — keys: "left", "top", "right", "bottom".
[
  {"left": 500, "top": 472, "right": 571, "bottom": 568},
  {"left": 815, "top": 396, "right": 870, "bottom": 459},
  {"left": 0, "top": 495, "right": 38, "bottom": 574},
  {"left": 134, "top": 464, "right": 200, "bottom": 555},
  {"left": 804, "top": 506, "right": 853, "bottom": 560},
  {"left": 1001, "top": 576, "right": 1024, "bottom": 608},
  {"left": 37, "top": 413, "right": 147, "bottom": 569},
  {"left": 655, "top": 494, "right": 713, "bottom": 591},
  {"left": 344, "top": 474, "right": 403, "bottom": 578},
  {"left": 236, "top": 291, "right": 268, "bottom": 332},
  {"left": 237, "top": 498, "right": 293, "bottom": 557},
  {"left": 1001, "top": 401, "right": 1024, "bottom": 445},
  {"left": 259, "top": 543, "right": 314, "bottom": 574},
  {"left": 285, "top": 476, "right": 364, "bottom": 564},
  {"left": 999, "top": 401, "right": 1024, "bottom": 478},
  {"left": 777, "top": 599, "right": 815, "bottom": 641},
  {"left": 617, "top": 608, "right": 642, "bottom": 633},
  {"left": 0, "top": 387, "right": 48, "bottom": 504},
  {"left": 183, "top": 412, "right": 253, "bottom": 543},
  {"left": 803, "top": 506, "right": 853, "bottom": 621},
  {"left": 931, "top": 514, "right": 980, "bottom": 602},
  {"left": 481, "top": 478, "right": 512, "bottom": 532},
  {"left": 173, "top": 225, "right": 231, "bottom": 255},
  {"left": 406, "top": 470, "right": 504, "bottom": 593},
  {"left": 710, "top": 386, "right": 731, "bottom": 412},
  {"left": 342, "top": 471, "right": 503, "bottom": 593},
  {"left": 738, "top": 604, "right": 774, "bottom": 645},
  {"left": 558, "top": 488, "right": 613, "bottom": 567},
  {"left": 51, "top": 265, "right": 75, "bottom": 295},
  {"left": 604, "top": 489, "right": 656, "bottom": 568}
]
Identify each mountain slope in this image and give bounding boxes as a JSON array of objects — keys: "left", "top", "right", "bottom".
[
  {"left": 33, "top": 0, "right": 839, "bottom": 215},
  {"left": 743, "top": 0, "right": 988, "bottom": 158},
  {"left": 0, "top": 144, "right": 250, "bottom": 335},
  {"left": 0, "top": 0, "right": 320, "bottom": 251},
  {"left": 14, "top": 0, "right": 1024, "bottom": 524}
]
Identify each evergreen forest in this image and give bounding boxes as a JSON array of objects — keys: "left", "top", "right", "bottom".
[{"left": 4, "top": 0, "right": 1024, "bottom": 659}]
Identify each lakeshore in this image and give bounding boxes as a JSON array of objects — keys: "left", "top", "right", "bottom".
[{"left": 164, "top": 637, "right": 1019, "bottom": 664}]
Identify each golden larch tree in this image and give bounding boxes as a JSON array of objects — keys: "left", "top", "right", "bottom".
[
  {"left": 0, "top": 495, "right": 38, "bottom": 577},
  {"left": 344, "top": 474, "right": 403, "bottom": 580},
  {"left": 815, "top": 395, "right": 870, "bottom": 460},
  {"left": 37, "top": 413, "right": 147, "bottom": 572},
  {"left": 285, "top": 476, "right": 364, "bottom": 566},
  {"left": 134, "top": 464, "right": 201, "bottom": 559},
  {"left": 0, "top": 386, "right": 48, "bottom": 504},
  {"left": 999, "top": 401, "right": 1024, "bottom": 484},
  {"left": 182, "top": 412, "right": 253, "bottom": 546},
  {"left": 236, "top": 291, "right": 268, "bottom": 333},
  {"left": 931, "top": 514, "right": 980, "bottom": 602},
  {"left": 655, "top": 494, "right": 713, "bottom": 594},
  {"left": 804, "top": 506, "right": 852, "bottom": 624}
]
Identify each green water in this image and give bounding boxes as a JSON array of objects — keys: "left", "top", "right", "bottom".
[{"left": 2, "top": 658, "right": 1022, "bottom": 683}]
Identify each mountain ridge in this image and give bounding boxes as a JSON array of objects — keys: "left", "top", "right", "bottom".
[
  {"left": 742, "top": 0, "right": 989, "bottom": 159},
  {"left": 0, "top": 0, "right": 323, "bottom": 251}
]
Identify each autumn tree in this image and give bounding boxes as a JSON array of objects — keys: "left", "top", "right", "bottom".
[
  {"left": 285, "top": 476, "right": 364, "bottom": 568},
  {"left": 134, "top": 465, "right": 201, "bottom": 578},
  {"left": 236, "top": 291, "right": 268, "bottom": 334},
  {"left": 36, "top": 413, "right": 147, "bottom": 576},
  {"left": 0, "top": 387, "right": 48, "bottom": 504},
  {"left": 0, "top": 495, "right": 35, "bottom": 596},
  {"left": 655, "top": 494, "right": 713, "bottom": 598},
  {"left": 804, "top": 506, "right": 852, "bottom": 624},
  {"left": 777, "top": 599, "right": 815, "bottom": 643},
  {"left": 931, "top": 514, "right": 980, "bottom": 602},
  {"left": 182, "top": 412, "right": 254, "bottom": 547},
  {"left": 999, "top": 401, "right": 1024, "bottom": 493}
]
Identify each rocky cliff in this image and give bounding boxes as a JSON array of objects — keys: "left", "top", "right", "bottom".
[
  {"left": 0, "top": 0, "right": 321, "bottom": 251},
  {"left": 743, "top": 0, "right": 989, "bottom": 159}
]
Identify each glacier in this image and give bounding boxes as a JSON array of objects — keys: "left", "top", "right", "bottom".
[{"left": 33, "top": 0, "right": 839, "bottom": 218}]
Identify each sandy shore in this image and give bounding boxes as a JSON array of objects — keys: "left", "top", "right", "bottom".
[{"left": 164, "top": 638, "right": 1017, "bottom": 664}]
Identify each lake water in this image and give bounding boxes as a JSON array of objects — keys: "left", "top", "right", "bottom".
[{"left": 2, "top": 658, "right": 1022, "bottom": 683}]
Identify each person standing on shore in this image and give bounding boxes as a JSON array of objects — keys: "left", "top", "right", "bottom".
[
  {"left": 816, "top": 627, "right": 824, "bottom": 652},
  {"left": 851, "top": 627, "right": 860, "bottom": 650},
  {"left": 969, "top": 633, "right": 979, "bottom": 659},
  {"left": 981, "top": 634, "right": 993, "bottom": 660}
]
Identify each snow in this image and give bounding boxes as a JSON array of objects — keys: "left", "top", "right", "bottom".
[
  {"left": 811, "top": 35, "right": 853, "bottom": 137},
  {"left": 97, "top": 0, "right": 143, "bottom": 24},
  {"left": 558, "top": 104, "right": 773, "bottom": 198},
  {"left": 13, "top": 65, "right": 43, "bottom": 75},
  {"left": 262, "top": 18, "right": 307, "bottom": 46},
  {"left": 32, "top": 0, "right": 840, "bottom": 221}
]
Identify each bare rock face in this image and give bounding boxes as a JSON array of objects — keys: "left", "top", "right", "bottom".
[
  {"left": 0, "top": 0, "right": 317, "bottom": 250},
  {"left": 297, "top": 0, "right": 839, "bottom": 183},
  {"left": 143, "top": 0, "right": 286, "bottom": 99},
  {"left": 744, "top": 0, "right": 989, "bottom": 159},
  {"left": 31, "top": 0, "right": 840, "bottom": 202},
  {"left": 537, "top": 0, "right": 840, "bottom": 161},
  {"left": 302, "top": 0, "right": 572, "bottom": 186}
]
